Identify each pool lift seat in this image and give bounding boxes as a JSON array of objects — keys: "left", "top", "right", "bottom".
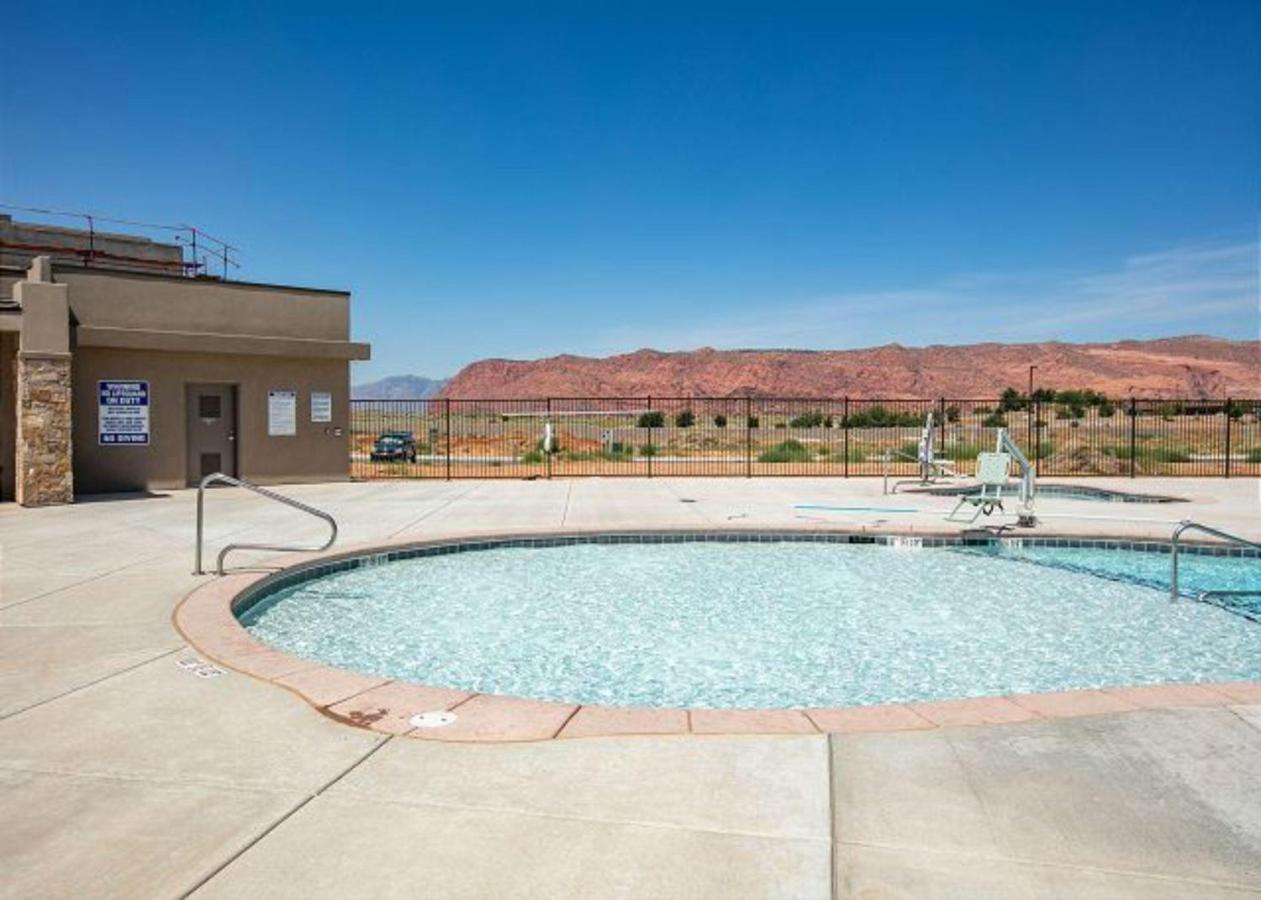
[
  {"left": 945, "top": 428, "right": 1037, "bottom": 526},
  {"left": 946, "top": 452, "right": 1011, "bottom": 522}
]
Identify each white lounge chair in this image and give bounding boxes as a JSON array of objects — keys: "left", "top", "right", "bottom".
[{"left": 946, "top": 452, "right": 1011, "bottom": 522}]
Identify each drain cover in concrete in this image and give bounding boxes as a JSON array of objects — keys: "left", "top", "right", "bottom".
[{"left": 410, "top": 710, "right": 458, "bottom": 728}]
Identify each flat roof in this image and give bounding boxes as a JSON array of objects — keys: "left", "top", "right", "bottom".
[{"left": 50, "top": 261, "right": 350, "bottom": 297}]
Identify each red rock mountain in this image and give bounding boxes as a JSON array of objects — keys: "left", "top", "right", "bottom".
[{"left": 439, "top": 337, "right": 1260, "bottom": 399}]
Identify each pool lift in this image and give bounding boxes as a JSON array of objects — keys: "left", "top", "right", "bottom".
[
  {"left": 945, "top": 428, "right": 1037, "bottom": 527},
  {"left": 884, "top": 411, "right": 960, "bottom": 494}
]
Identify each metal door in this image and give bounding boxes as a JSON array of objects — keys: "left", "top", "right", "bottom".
[{"left": 186, "top": 384, "right": 237, "bottom": 485}]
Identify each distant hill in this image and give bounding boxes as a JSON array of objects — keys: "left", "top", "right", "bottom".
[
  {"left": 352, "top": 375, "right": 448, "bottom": 400},
  {"left": 438, "top": 336, "right": 1260, "bottom": 399}
]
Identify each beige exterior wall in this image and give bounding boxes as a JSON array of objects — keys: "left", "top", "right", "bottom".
[
  {"left": 57, "top": 268, "right": 352, "bottom": 341},
  {"left": 71, "top": 347, "right": 353, "bottom": 493}
]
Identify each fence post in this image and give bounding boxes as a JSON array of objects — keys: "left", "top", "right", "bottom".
[
  {"left": 843, "top": 397, "right": 850, "bottom": 478},
  {"left": 444, "top": 398, "right": 452, "bottom": 481},
  {"left": 1034, "top": 400, "right": 1041, "bottom": 475},
  {"left": 546, "top": 397, "right": 553, "bottom": 480},
  {"left": 938, "top": 398, "right": 946, "bottom": 451},
  {"left": 1224, "top": 398, "right": 1232, "bottom": 479},
  {"left": 745, "top": 396, "right": 752, "bottom": 478},
  {"left": 647, "top": 396, "right": 653, "bottom": 479},
  {"left": 1128, "top": 397, "right": 1137, "bottom": 479}
]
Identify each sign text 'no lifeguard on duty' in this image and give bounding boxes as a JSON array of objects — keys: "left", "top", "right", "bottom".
[{"left": 98, "top": 381, "right": 150, "bottom": 446}]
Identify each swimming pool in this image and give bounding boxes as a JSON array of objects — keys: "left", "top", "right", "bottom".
[{"left": 238, "top": 534, "right": 1261, "bottom": 710}]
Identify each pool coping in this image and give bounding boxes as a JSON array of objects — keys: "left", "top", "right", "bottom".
[{"left": 172, "top": 525, "right": 1261, "bottom": 742}]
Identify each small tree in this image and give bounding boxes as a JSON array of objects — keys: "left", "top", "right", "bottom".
[
  {"left": 747, "top": 415, "right": 759, "bottom": 428},
  {"left": 637, "top": 411, "right": 664, "bottom": 429},
  {"left": 999, "top": 387, "right": 1026, "bottom": 412},
  {"left": 675, "top": 409, "right": 696, "bottom": 428},
  {"left": 714, "top": 414, "right": 727, "bottom": 428}
]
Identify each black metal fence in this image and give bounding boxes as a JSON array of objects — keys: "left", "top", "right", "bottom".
[{"left": 351, "top": 397, "right": 1261, "bottom": 480}]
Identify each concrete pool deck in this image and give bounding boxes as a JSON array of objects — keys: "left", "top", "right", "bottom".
[{"left": 2, "top": 477, "right": 1260, "bottom": 897}]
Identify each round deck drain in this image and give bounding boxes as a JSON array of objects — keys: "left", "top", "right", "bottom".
[{"left": 409, "top": 710, "right": 457, "bottom": 729}]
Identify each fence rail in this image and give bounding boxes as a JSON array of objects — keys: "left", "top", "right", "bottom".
[{"left": 350, "top": 397, "right": 1261, "bottom": 480}]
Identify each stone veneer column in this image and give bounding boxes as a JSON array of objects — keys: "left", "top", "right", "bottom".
[
  {"left": 15, "top": 353, "right": 73, "bottom": 505},
  {"left": 13, "top": 257, "right": 74, "bottom": 506}
]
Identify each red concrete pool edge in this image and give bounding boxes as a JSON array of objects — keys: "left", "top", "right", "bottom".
[{"left": 171, "top": 534, "right": 1261, "bottom": 744}]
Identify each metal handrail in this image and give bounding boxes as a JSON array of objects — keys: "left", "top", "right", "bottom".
[
  {"left": 1170, "top": 519, "right": 1261, "bottom": 600},
  {"left": 194, "top": 473, "right": 338, "bottom": 575}
]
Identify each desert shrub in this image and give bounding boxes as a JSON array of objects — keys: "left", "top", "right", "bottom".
[
  {"left": 842, "top": 405, "right": 922, "bottom": 429},
  {"left": 758, "top": 439, "right": 812, "bottom": 463},
  {"left": 714, "top": 414, "right": 727, "bottom": 428},
  {"left": 982, "top": 411, "right": 1008, "bottom": 428},
  {"left": 637, "top": 411, "right": 664, "bottom": 428},
  {"left": 789, "top": 410, "right": 825, "bottom": 428},
  {"left": 1142, "top": 447, "right": 1191, "bottom": 463},
  {"left": 521, "top": 450, "right": 544, "bottom": 464},
  {"left": 1053, "top": 388, "right": 1108, "bottom": 407},
  {"left": 638, "top": 443, "right": 658, "bottom": 457},
  {"left": 1246, "top": 447, "right": 1261, "bottom": 463},
  {"left": 1104, "top": 445, "right": 1191, "bottom": 464},
  {"left": 942, "top": 442, "right": 986, "bottom": 461},
  {"left": 1226, "top": 400, "right": 1257, "bottom": 420},
  {"left": 746, "top": 415, "right": 759, "bottom": 428},
  {"left": 944, "top": 405, "right": 960, "bottom": 423},
  {"left": 816, "top": 446, "right": 830, "bottom": 456},
  {"left": 675, "top": 409, "right": 695, "bottom": 428},
  {"left": 1097, "top": 401, "right": 1116, "bottom": 418}
]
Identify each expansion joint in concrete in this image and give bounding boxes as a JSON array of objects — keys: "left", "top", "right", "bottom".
[{"left": 181, "top": 734, "right": 395, "bottom": 897}]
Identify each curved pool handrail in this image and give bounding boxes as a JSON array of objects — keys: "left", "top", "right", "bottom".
[
  {"left": 1170, "top": 519, "right": 1261, "bottom": 601},
  {"left": 194, "top": 473, "right": 339, "bottom": 576}
]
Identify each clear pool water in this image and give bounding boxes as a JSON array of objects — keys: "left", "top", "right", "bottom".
[{"left": 240, "top": 540, "right": 1261, "bottom": 709}]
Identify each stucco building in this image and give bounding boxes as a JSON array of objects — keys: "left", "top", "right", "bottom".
[{"left": 0, "top": 215, "right": 370, "bottom": 505}]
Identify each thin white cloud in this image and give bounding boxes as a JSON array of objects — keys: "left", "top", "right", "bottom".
[{"left": 588, "top": 236, "right": 1260, "bottom": 354}]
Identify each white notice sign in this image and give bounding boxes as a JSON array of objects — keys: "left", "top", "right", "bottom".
[
  {"left": 268, "top": 390, "right": 297, "bottom": 436},
  {"left": 311, "top": 391, "right": 332, "bottom": 423},
  {"left": 99, "top": 381, "right": 150, "bottom": 446}
]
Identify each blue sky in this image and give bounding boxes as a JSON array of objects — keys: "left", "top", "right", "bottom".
[{"left": 2, "top": 3, "right": 1257, "bottom": 381}]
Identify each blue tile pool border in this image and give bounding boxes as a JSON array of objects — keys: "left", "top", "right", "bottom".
[{"left": 229, "top": 529, "right": 1261, "bottom": 620}]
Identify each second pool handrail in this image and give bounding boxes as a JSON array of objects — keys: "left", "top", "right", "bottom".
[{"left": 1170, "top": 519, "right": 1261, "bottom": 600}]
